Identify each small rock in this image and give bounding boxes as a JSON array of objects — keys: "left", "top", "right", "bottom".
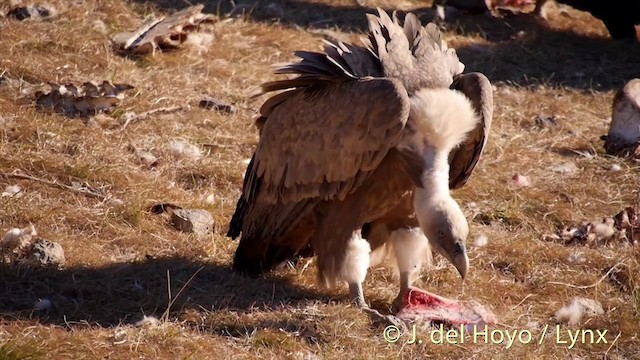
[
  {"left": 34, "top": 298, "right": 52, "bottom": 311},
  {"left": 170, "top": 209, "right": 213, "bottom": 236},
  {"left": 555, "top": 297, "right": 604, "bottom": 326},
  {"left": 27, "top": 238, "right": 65, "bottom": 267},
  {"left": 199, "top": 98, "right": 237, "bottom": 114},
  {"left": 550, "top": 162, "right": 578, "bottom": 174}
]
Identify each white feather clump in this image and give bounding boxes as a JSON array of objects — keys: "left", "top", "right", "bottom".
[
  {"left": 555, "top": 297, "right": 604, "bottom": 326},
  {"left": 474, "top": 234, "right": 489, "bottom": 247},
  {"left": 168, "top": 140, "right": 202, "bottom": 160},
  {"left": 1, "top": 224, "right": 37, "bottom": 253},
  {"left": 2, "top": 184, "right": 23, "bottom": 198},
  {"left": 199, "top": 193, "right": 215, "bottom": 204},
  {"left": 567, "top": 252, "right": 586, "bottom": 264},
  {"left": 135, "top": 315, "right": 161, "bottom": 327}
]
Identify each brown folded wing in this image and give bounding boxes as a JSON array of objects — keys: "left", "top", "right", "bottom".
[
  {"left": 230, "top": 77, "right": 411, "bottom": 246},
  {"left": 448, "top": 72, "right": 493, "bottom": 190}
]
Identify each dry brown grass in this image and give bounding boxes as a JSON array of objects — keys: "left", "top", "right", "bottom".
[{"left": 1, "top": 0, "right": 639, "bottom": 359}]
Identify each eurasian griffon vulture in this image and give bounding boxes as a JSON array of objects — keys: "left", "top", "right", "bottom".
[{"left": 227, "top": 8, "right": 493, "bottom": 322}]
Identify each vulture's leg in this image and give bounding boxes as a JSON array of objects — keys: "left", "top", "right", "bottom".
[
  {"left": 340, "top": 230, "right": 370, "bottom": 308},
  {"left": 389, "top": 227, "right": 431, "bottom": 313},
  {"left": 339, "top": 231, "right": 408, "bottom": 330}
]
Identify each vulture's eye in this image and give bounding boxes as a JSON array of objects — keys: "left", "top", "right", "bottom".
[{"left": 438, "top": 230, "right": 445, "bottom": 238}]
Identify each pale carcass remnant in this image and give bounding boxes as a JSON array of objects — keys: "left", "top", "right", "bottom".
[
  {"left": 603, "top": 79, "right": 640, "bottom": 157},
  {"left": 395, "top": 287, "right": 497, "bottom": 330},
  {"left": 35, "top": 81, "right": 134, "bottom": 117},
  {"left": 199, "top": 97, "right": 237, "bottom": 114},
  {"left": 112, "top": 5, "right": 216, "bottom": 55}
]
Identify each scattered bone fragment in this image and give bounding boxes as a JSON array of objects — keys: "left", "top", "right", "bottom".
[
  {"left": 112, "top": 5, "right": 216, "bottom": 55},
  {"left": 199, "top": 98, "right": 237, "bottom": 114},
  {"left": 545, "top": 202, "right": 639, "bottom": 246},
  {"left": 550, "top": 162, "right": 578, "bottom": 174},
  {"left": 35, "top": 81, "right": 134, "bottom": 117},
  {"left": 6, "top": 4, "right": 57, "bottom": 21}
]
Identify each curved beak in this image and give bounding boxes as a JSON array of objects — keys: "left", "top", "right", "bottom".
[
  {"left": 452, "top": 242, "right": 469, "bottom": 280},
  {"left": 428, "top": 239, "right": 469, "bottom": 280}
]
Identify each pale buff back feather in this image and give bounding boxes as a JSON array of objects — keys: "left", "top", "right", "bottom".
[{"left": 257, "top": 8, "right": 464, "bottom": 99}]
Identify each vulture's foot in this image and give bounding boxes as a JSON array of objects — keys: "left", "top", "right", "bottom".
[
  {"left": 349, "top": 282, "right": 408, "bottom": 330},
  {"left": 391, "top": 293, "right": 405, "bottom": 314},
  {"left": 348, "top": 282, "right": 367, "bottom": 308},
  {"left": 363, "top": 307, "right": 408, "bottom": 331},
  {"left": 391, "top": 271, "right": 412, "bottom": 314}
]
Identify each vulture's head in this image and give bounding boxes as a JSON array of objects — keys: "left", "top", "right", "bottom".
[
  {"left": 406, "top": 88, "right": 479, "bottom": 281},
  {"left": 414, "top": 194, "right": 469, "bottom": 279}
]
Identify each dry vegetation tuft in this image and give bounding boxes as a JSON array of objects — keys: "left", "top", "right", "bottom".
[{"left": 1, "top": 0, "right": 639, "bottom": 359}]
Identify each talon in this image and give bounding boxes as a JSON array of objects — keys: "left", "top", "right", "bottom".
[
  {"left": 364, "top": 308, "right": 408, "bottom": 331},
  {"left": 391, "top": 294, "right": 405, "bottom": 314}
]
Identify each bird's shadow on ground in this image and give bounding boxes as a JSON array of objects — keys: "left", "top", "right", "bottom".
[
  {"left": 129, "top": 0, "right": 640, "bottom": 92},
  {"left": 0, "top": 256, "right": 345, "bottom": 334}
]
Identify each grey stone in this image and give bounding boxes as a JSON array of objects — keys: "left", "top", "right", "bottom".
[
  {"left": 27, "top": 238, "right": 65, "bottom": 267},
  {"left": 170, "top": 209, "right": 213, "bottom": 236}
]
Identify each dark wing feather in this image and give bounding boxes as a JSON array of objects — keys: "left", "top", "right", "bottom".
[
  {"left": 229, "top": 78, "right": 410, "bottom": 247},
  {"left": 448, "top": 72, "right": 493, "bottom": 190}
]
